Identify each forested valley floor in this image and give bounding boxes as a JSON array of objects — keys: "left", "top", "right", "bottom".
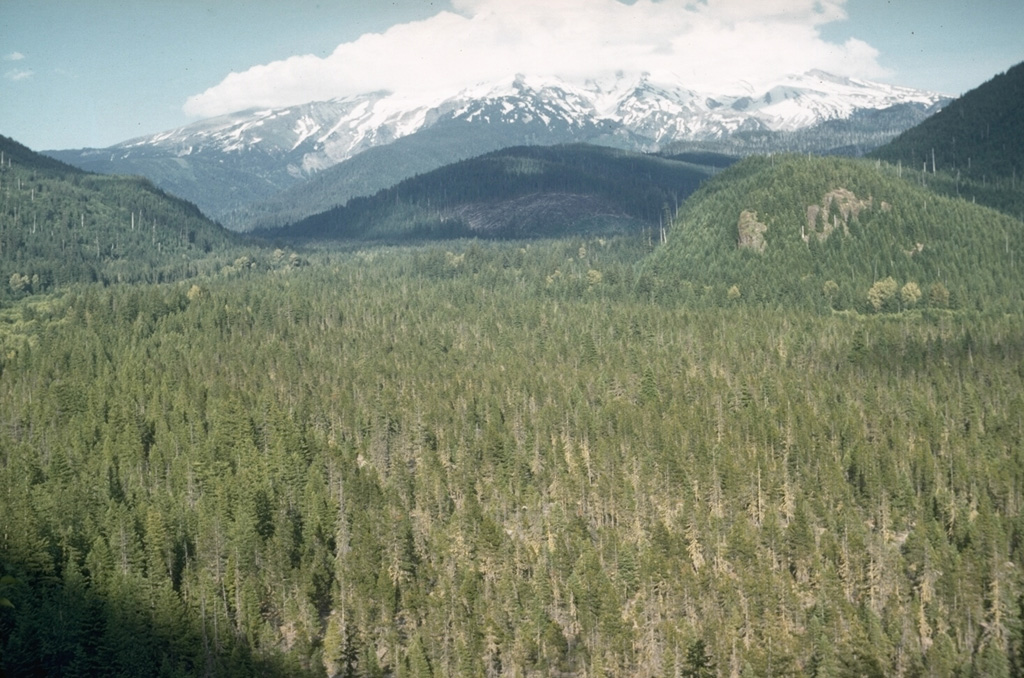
[{"left": 3, "top": 238, "right": 1024, "bottom": 677}]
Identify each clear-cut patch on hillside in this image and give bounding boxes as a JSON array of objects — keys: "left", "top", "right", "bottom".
[
  {"left": 803, "top": 188, "right": 874, "bottom": 243},
  {"left": 737, "top": 209, "right": 768, "bottom": 252}
]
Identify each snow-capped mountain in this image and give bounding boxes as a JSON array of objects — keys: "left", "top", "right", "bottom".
[
  {"left": 48, "top": 71, "right": 948, "bottom": 225},
  {"left": 110, "top": 91, "right": 437, "bottom": 176},
  {"left": 115, "top": 70, "right": 943, "bottom": 168}
]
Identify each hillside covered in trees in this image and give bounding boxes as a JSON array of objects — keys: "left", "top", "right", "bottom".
[
  {"left": 0, "top": 135, "right": 238, "bottom": 300},
  {"left": 870, "top": 61, "right": 1024, "bottom": 218},
  {"left": 649, "top": 154, "right": 1024, "bottom": 312},
  {"left": 266, "top": 145, "right": 723, "bottom": 242}
]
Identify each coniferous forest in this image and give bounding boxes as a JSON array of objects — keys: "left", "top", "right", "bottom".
[
  {"left": 4, "top": 233, "right": 1024, "bottom": 676},
  {"left": 0, "top": 135, "right": 238, "bottom": 301},
  {"left": 3, "top": 65, "right": 1024, "bottom": 678}
]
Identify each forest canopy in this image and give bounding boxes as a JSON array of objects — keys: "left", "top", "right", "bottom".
[{"left": 2, "top": 236, "right": 1024, "bottom": 676}]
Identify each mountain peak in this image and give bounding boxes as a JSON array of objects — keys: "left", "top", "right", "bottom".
[{"left": 803, "top": 69, "right": 853, "bottom": 85}]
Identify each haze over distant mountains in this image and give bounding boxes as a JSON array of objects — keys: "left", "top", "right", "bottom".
[{"left": 48, "top": 70, "right": 948, "bottom": 229}]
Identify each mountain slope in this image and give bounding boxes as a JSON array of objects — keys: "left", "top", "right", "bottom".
[
  {"left": 869, "top": 61, "right": 1024, "bottom": 217},
  {"left": 0, "top": 134, "right": 237, "bottom": 298},
  {"left": 661, "top": 100, "right": 946, "bottom": 158},
  {"left": 871, "top": 61, "right": 1024, "bottom": 180},
  {"left": 648, "top": 154, "right": 1024, "bottom": 311},
  {"left": 225, "top": 104, "right": 635, "bottom": 231},
  {"left": 44, "top": 95, "right": 407, "bottom": 220},
  {"left": 49, "top": 71, "right": 946, "bottom": 225},
  {"left": 263, "top": 144, "right": 726, "bottom": 242}
]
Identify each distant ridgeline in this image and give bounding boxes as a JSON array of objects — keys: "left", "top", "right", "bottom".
[
  {"left": 262, "top": 144, "right": 731, "bottom": 242},
  {"left": 870, "top": 61, "right": 1024, "bottom": 218},
  {"left": 650, "top": 154, "right": 1024, "bottom": 312},
  {"left": 0, "top": 135, "right": 237, "bottom": 299},
  {"left": 661, "top": 100, "right": 947, "bottom": 159}
]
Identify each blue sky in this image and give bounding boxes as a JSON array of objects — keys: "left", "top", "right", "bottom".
[{"left": 2, "top": 0, "right": 1021, "bottom": 151}]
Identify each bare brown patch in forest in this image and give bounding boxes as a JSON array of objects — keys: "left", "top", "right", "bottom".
[
  {"left": 803, "top": 188, "right": 873, "bottom": 243},
  {"left": 905, "top": 242, "right": 925, "bottom": 257},
  {"left": 737, "top": 210, "right": 768, "bottom": 252}
]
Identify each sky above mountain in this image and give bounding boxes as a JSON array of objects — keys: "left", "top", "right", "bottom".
[{"left": 3, "top": 0, "right": 1021, "bottom": 151}]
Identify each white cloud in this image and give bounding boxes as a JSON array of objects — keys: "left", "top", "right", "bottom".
[
  {"left": 184, "top": 0, "right": 888, "bottom": 118},
  {"left": 4, "top": 52, "right": 26, "bottom": 62},
  {"left": 4, "top": 69, "right": 33, "bottom": 82}
]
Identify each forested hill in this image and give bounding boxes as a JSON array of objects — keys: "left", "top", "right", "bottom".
[
  {"left": 649, "top": 154, "right": 1024, "bottom": 312},
  {"left": 264, "top": 144, "right": 728, "bottom": 242},
  {"left": 0, "top": 135, "right": 238, "bottom": 299},
  {"left": 869, "top": 62, "right": 1024, "bottom": 217},
  {"left": 1, "top": 134, "right": 87, "bottom": 176},
  {"left": 871, "top": 62, "right": 1023, "bottom": 181}
]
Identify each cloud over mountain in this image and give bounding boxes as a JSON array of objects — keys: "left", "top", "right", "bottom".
[{"left": 183, "top": 0, "right": 888, "bottom": 118}]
